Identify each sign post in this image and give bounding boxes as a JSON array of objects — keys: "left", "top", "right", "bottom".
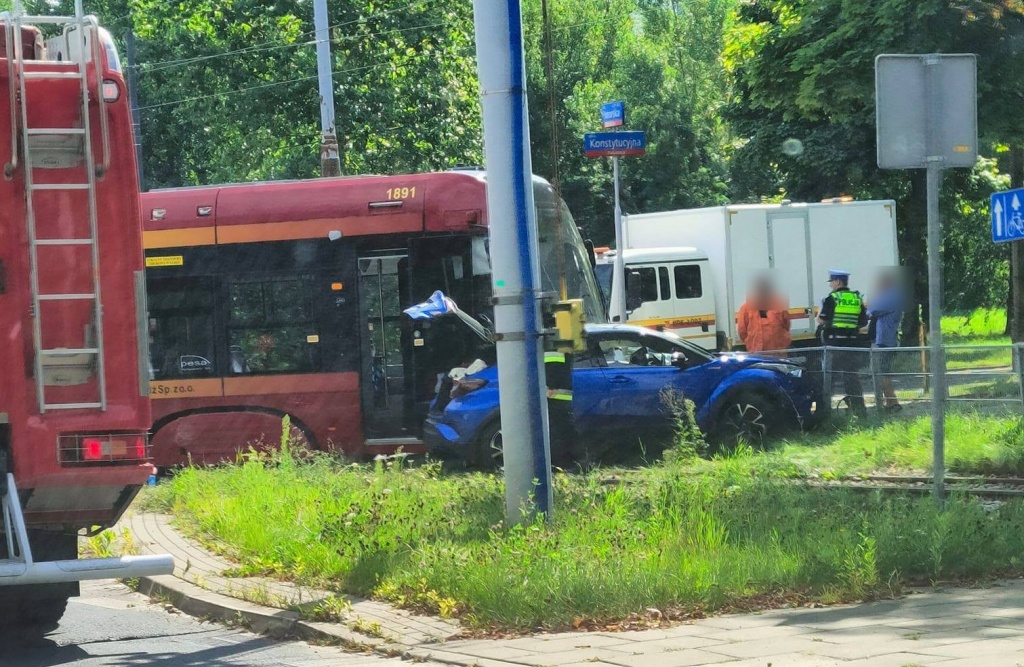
[
  {"left": 876, "top": 54, "right": 978, "bottom": 503},
  {"left": 583, "top": 125, "right": 646, "bottom": 323}
]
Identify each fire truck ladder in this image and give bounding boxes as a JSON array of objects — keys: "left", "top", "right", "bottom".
[{"left": 12, "top": 2, "right": 107, "bottom": 412}]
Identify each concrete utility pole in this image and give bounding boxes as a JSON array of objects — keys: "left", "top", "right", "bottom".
[
  {"left": 313, "top": 0, "right": 341, "bottom": 176},
  {"left": 472, "top": 0, "right": 553, "bottom": 520}
]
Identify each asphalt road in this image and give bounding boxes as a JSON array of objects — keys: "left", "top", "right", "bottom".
[{"left": 4, "top": 581, "right": 423, "bottom": 667}]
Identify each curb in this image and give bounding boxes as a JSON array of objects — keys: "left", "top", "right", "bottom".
[{"left": 135, "top": 573, "right": 414, "bottom": 654}]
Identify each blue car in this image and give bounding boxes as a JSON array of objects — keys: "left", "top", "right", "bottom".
[{"left": 424, "top": 324, "right": 820, "bottom": 467}]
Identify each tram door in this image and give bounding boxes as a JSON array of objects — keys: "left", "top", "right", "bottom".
[{"left": 358, "top": 254, "right": 415, "bottom": 442}]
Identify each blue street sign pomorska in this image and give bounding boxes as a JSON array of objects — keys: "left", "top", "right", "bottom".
[
  {"left": 583, "top": 131, "right": 646, "bottom": 158},
  {"left": 992, "top": 188, "right": 1024, "bottom": 244},
  {"left": 600, "top": 101, "right": 625, "bottom": 128}
]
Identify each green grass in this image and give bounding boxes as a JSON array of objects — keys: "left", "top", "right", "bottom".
[
  {"left": 155, "top": 434, "right": 1024, "bottom": 631},
  {"left": 942, "top": 308, "right": 1009, "bottom": 344},
  {"left": 692, "top": 412, "right": 1024, "bottom": 480}
]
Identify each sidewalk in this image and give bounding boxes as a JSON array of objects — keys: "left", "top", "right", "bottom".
[
  {"left": 127, "top": 512, "right": 1024, "bottom": 667},
  {"left": 126, "top": 512, "right": 460, "bottom": 647}
]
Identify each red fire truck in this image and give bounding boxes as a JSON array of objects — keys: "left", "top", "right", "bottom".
[
  {"left": 0, "top": 4, "right": 171, "bottom": 631},
  {"left": 142, "top": 170, "right": 605, "bottom": 465}
]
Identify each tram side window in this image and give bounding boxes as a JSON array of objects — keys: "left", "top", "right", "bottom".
[
  {"left": 148, "top": 278, "right": 217, "bottom": 380},
  {"left": 227, "top": 276, "right": 321, "bottom": 374}
]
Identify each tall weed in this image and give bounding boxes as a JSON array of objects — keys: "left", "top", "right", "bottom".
[{"left": 157, "top": 453, "right": 1024, "bottom": 630}]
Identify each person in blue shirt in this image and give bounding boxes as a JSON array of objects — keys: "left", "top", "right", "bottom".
[{"left": 868, "top": 270, "right": 905, "bottom": 412}]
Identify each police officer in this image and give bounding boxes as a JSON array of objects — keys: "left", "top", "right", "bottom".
[
  {"left": 544, "top": 351, "right": 576, "bottom": 468},
  {"left": 817, "top": 269, "right": 868, "bottom": 416}
]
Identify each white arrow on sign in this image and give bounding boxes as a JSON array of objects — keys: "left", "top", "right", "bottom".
[
  {"left": 996, "top": 198, "right": 1004, "bottom": 237},
  {"left": 1015, "top": 193, "right": 1021, "bottom": 212}
]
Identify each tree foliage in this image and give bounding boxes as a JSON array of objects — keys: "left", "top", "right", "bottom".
[
  {"left": 725, "top": 0, "right": 1024, "bottom": 313},
  {"left": 523, "top": 0, "right": 733, "bottom": 241},
  {"left": 5, "top": 0, "right": 1024, "bottom": 312}
]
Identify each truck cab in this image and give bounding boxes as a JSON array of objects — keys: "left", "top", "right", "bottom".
[{"left": 595, "top": 247, "right": 718, "bottom": 351}]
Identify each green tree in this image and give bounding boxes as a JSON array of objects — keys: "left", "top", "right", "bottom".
[
  {"left": 725, "top": 0, "right": 1024, "bottom": 331},
  {"left": 523, "top": 0, "right": 734, "bottom": 243}
]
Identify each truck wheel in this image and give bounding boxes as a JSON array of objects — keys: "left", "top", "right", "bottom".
[
  {"left": 473, "top": 421, "right": 503, "bottom": 471},
  {"left": 713, "top": 391, "right": 777, "bottom": 448},
  {"left": 0, "top": 530, "right": 78, "bottom": 636}
]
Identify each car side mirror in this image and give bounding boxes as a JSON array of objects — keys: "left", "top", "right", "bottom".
[
  {"left": 626, "top": 270, "right": 642, "bottom": 312},
  {"left": 671, "top": 351, "right": 688, "bottom": 369}
]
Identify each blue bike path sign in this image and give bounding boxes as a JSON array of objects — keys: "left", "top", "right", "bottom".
[{"left": 992, "top": 188, "right": 1024, "bottom": 243}]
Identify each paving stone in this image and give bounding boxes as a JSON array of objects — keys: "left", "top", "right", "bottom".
[
  {"left": 700, "top": 637, "right": 840, "bottom": 660},
  {"left": 933, "top": 657, "right": 1024, "bottom": 667},
  {"left": 522, "top": 634, "right": 641, "bottom": 653},
  {"left": 442, "top": 646, "right": 542, "bottom": 661},
  {"left": 504, "top": 647, "right": 637, "bottom": 666},
  {"left": 841, "top": 651, "right": 957, "bottom": 667},
  {"left": 690, "top": 624, "right": 819, "bottom": 644},
  {"left": 599, "top": 648, "right": 735, "bottom": 667},
  {"left": 615, "top": 636, "right": 733, "bottom": 653},
  {"left": 687, "top": 613, "right": 795, "bottom": 632},
  {"left": 708, "top": 653, "right": 844, "bottom": 667},
  {"left": 809, "top": 638, "right": 955, "bottom": 661},
  {"left": 915, "top": 638, "right": 1024, "bottom": 660}
]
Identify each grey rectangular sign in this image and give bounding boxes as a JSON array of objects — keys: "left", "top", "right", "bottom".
[{"left": 876, "top": 54, "right": 978, "bottom": 169}]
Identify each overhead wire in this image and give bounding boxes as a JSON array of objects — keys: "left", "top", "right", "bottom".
[
  {"left": 137, "top": 28, "right": 465, "bottom": 112},
  {"left": 134, "top": 0, "right": 442, "bottom": 73},
  {"left": 132, "top": 6, "right": 620, "bottom": 114}
]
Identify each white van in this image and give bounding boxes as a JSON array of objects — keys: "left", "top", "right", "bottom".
[
  {"left": 600, "top": 200, "right": 899, "bottom": 351},
  {"left": 595, "top": 248, "right": 718, "bottom": 350}
]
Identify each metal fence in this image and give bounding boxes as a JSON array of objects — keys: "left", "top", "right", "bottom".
[{"left": 764, "top": 344, "right": 1024, "bottom": 414}]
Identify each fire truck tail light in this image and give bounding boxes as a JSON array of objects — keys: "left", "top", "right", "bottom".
[
  {"left": 59, "top": 433, "right": 150, "bottom": 465},
  {"left": 82, "top": 438, "right": 104, "bottom": 461},
  {"left": 101, "top": 80, "right": 120, "bottom": 102}
]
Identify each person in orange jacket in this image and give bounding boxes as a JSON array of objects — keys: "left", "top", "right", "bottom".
[{"left": 737, "top": 277, "right": 791, "bottom": 353}]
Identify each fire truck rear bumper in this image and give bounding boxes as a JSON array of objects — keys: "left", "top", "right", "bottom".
[
  {"left": 16, "top": 464, "right": 152, "bottom": 528},
  {"left": 0, "top": 553, "right": 174, "bottom": 586},
  {"left": 1, "top": 474, "right": 173, "bottom": 586}
]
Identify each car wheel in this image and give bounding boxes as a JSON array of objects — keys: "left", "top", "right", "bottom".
[
  {"left": 474, "top": 421, "right": 503, "bottom": 471},
  {"left": 714, "top": 391, "right": 777, "bottom": 448}
]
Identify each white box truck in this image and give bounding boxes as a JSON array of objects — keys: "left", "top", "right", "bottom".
[{"left": 595, "top": 200, "right": 899, "bottom": 350}]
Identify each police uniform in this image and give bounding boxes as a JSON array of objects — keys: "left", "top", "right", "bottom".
[
  {"left": 544, "top": 351, "right": 576, "bottom": 467},
  {"left": 818, "top": 270, "right": 868, "bottom": 415}
]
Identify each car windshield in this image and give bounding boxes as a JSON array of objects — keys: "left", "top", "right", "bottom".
[{"left": 647, "top": 329, "right": 713, "bottom": 361}]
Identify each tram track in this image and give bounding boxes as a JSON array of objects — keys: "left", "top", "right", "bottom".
[{"left": 599, "top": 472, "right": 1024, "bottom": 499}]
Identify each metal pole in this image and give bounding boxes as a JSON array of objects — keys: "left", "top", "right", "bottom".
[
  {"left": 923, "top": 54, "right": 945, "bottom": 503},
  {"left": 472, "top": 0, "right": 552, "bottom": 520},
  {"left": 313, "top": 0, "right": 341, "bottom": 177},
  {"left": 926, "top": 162, "right": 945, "bottom": 502},
  {"left": 612, "top": 155, "right": 626, "bottom": 323},
  {"left": 125, "top": 28, "right": 144, "bottom": 189}
]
